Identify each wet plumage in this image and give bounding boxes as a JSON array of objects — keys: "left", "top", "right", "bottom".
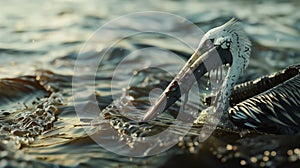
[{"left": 229, "top": 65, "right": 300, "bottom": 134}]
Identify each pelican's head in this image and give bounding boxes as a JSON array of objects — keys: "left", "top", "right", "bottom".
[
  {"left": 143, "top": 18, "right": 251, "bottom": 121},
  {"left": 199, "top": 18, "right": 251, "bottom": 70}
]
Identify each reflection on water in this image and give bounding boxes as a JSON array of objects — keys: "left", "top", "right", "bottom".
[{"left": 0, "top": 0, "right": 300, "bottom": 167}]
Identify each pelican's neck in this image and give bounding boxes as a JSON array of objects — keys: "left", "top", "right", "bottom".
[{"left": 216, "top": 62, "right": 243, "bottom": 114}]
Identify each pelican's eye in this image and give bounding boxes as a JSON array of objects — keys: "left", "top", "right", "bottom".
[{"left": 219, "top": 37, "right": 232, "bottom": 49}]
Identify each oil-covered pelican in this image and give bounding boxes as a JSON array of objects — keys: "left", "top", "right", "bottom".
[{"left": 142, "top": 18, "right": 300, "bottom": 134}]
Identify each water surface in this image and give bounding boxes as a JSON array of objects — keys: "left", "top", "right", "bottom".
[{"left": 1, "top": 0, "right": 300, "bottom": 167}]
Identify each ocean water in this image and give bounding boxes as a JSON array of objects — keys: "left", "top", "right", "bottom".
[{"left": 1, "top": 0, "right": 300, "bottom": 167}]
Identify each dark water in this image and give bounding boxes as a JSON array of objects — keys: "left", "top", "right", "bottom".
[{"left": 1, "top": 0, "right": 300, "bottom": 167}]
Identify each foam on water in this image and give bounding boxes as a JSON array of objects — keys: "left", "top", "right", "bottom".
[{"left": 0, "top": 93, "right": 62, "bottom": 148}]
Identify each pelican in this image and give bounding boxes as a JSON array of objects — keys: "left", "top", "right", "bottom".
[{"left": 142, "top": 18, "right": 300, "bottom": 134}]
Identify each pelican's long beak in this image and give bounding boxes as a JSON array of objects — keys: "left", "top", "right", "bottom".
[{"left": 142, "top": 44, "right": 233, "bottom": 121}]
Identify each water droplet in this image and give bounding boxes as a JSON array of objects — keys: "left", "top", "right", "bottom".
[
  {"left": 263, "top": 156, "right": 269, "bottom": 162},
  {"left": 240, "top": 160, "right": 246, "bottom": 165},
  {"left": 226, "top": 144, "right": 233, "bottom": 151},
  {"left": 294, "top": 148, "right": 300, "bottom": 155},
  {"left": 264, "top": 150, "right": 270, "bottom": 156},
  {"left": 250, "top": 156, "right": 257, "bottom": 163},
  {"left": 287, "top": 149, "right": 293, "bottom": 155}
]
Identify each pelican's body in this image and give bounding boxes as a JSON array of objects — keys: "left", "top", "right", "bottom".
[
  {"left": 143, "top": 18, "right": 300, "bottom": 134},
  {"left": 228, "top": 64, "right": 300, "bottom": 134}
]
